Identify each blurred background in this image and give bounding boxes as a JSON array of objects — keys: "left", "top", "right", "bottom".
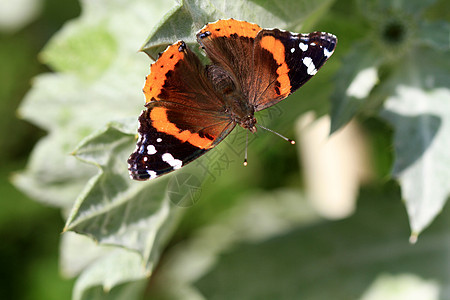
[{"left": 0, "top": 0, "right": 79, "bottom": 298}]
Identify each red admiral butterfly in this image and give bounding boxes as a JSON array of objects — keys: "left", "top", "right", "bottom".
[{"left": 128, "top": 19, "right": 337, "bottom": 180}]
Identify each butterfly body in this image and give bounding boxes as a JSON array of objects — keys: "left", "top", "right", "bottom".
[
  {"left": 203, "top": 65, "right": 257, "bottom": 132},
  {"left": 128, "top": 19, "right": 337, "bottom": 180}
]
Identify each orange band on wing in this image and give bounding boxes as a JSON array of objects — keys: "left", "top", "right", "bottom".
[
  {"left": 260, "top": 35, "right": 291, "bottom": 97},
  {"left": 150, "top": 107, "right": 215, "bottom": 149},
  {"left": 199, "top": 19, "right": 262, "bottom": 39},
  {"left": 143, "top": 41, "right": 185, "bottom": 103}
]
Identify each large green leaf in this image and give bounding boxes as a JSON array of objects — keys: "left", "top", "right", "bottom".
[
  {"left": 72, "top": 247, "right": 148, "bottom": 300},
  {"left": 328, "top": 0, "right": 450, "bottom": 237},
  {"left": 330, "top": 0, "right": 448, "bottom": 133},
  {"left": 418, "top": 20, "right": 450, "bottom": 51},
  {"left": 14, "top": 74, "right": 99, "bottom": 207},
  {"left": 375, "top": 24, "right": 449, "bottom": 237},
  {"left": 382, "top": 87, "right": 450, "bottom": 237},
  {"left": 141, "top": 0, "right": 335, "bottom": 59},
  {"left": 60, "top": 232, "right": 150, "bottom": 300},
  {"left": 65, "top": 121, "right": 180, "bottom": 267},
  {"left": 329, "top": 42, "right": 382, "bottom": 133},
  {"left": 14, "top": 0, "right": 176, "bottom": 207},
  {"left": 13, "top": 0, "right": 176, "bottom": 296}
]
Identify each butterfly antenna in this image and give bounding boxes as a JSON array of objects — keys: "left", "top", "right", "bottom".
[
  {"left": 256, "top": 124, "right": 296, "bottom": 145},
  {"left": 243, "top": 130, "right": 249, "bottom": 166}
]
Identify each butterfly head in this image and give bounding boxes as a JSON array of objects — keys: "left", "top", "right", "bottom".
[{"left": 237, "top": 114, "right": 257, "bottom": 133}]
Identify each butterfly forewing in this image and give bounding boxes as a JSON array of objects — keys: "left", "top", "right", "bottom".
[
  {"left": 128, "top": 41, "right": 235, "bottom": 180},
  {"left": 252, "top": 30, "right": 337, "bottom": 111}
]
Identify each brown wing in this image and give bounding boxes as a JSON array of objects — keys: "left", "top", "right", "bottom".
[
  {"left": 196, "top": 19, "right": 262, "bottom": 99},
  {"left": 128, "top": 41, "right": 236, "bottom": 180},
  {"left": 143, "top": 40, "right": 226, "bottom": 111}
]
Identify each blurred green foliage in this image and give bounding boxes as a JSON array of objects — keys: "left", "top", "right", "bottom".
[{"left": 0, "top": 0, "right": 80, "bottom": 299}]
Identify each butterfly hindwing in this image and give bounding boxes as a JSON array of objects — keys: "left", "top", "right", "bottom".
[
  {"left": 128, "top": 102, "right": 235, "bottom": 180},
  {"left": 128, "top": 107, "right": 207, "bottom": 181}
]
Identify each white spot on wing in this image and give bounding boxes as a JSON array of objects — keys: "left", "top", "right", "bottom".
[
  {"left": 303, "top": 57, "right": 317, "bottom": 75},
  {"left": 324, "top": 47, "right": 333, "bottom": 58},
  {"left": 147, "top": 170, "right": 157, "bottom": 179},
  {"left": 162, "top": 153, "right": 183, "bottom": 169},
  {"left": 156, "top": 138, "right": 162, "bottom": 143},
  {"left": 147, "top": 145, "right": 157, "bottom": 155},
  {"left": 143, "top": 156, "right": 148, "bottom": 162},
  {"left": 299, "top": 42, "right": 308, "bottom": 52},
  {"left": 291, "top": 47, "right": 295, "bottom": 53}
]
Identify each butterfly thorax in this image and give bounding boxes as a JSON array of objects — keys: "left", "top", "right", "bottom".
[
  {"left": 223, "top": 87, "right": 257, "bottom": 133},
  {"left": 206, "top": 64, "right": 257, "bottom": 133}
]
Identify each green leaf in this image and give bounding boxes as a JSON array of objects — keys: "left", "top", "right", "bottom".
[
  {"left": 373, "top": 43, "right": 450, "bottom": 237},
  {"left": 72, "top": 247, "right": 148, "bottom": 300},
  {"left": 65, "top": 122, "right": 179, "bottom": 267},
  {"left": 330, "top": 42, "right": 383, "bottom": 133},
  {"left": 14, "top": 0, "right": 175, "bottom": 204},
  {"left": 12, "top": 138, "right": 96, "bottom": 208},
  {"left": 141, "top": 0, "right": 335, "bottom": 59},
  {"left": 330, "top": 0, "right": 447, "bottom": 133},
  {"left": 76, "top": 280, "right": 147, "bottom": 300},
  {"left": 41, "top": 23, "right": 118, "bottom": 81},
  {"left": 60, "top": 232, "right": 150, "bottom": 300},
  {"left": 13, "top": 74, "right": 100, "bottom": 207},
  {"left": 417, "top": 20, "right": 450, "bottom": 51},
  {"left": 60, "top": 232, "right": 111, "bottom": 278},
  {"left": 14, "top": 0, "right": 177, "bottom": 296},
  {"left": 381, "top": 86, "right": 450, "bottom": 236}
]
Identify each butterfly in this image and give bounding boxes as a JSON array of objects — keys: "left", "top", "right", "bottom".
[{"left": 128, "top": 19, "right": 337, "bottom": 180}]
